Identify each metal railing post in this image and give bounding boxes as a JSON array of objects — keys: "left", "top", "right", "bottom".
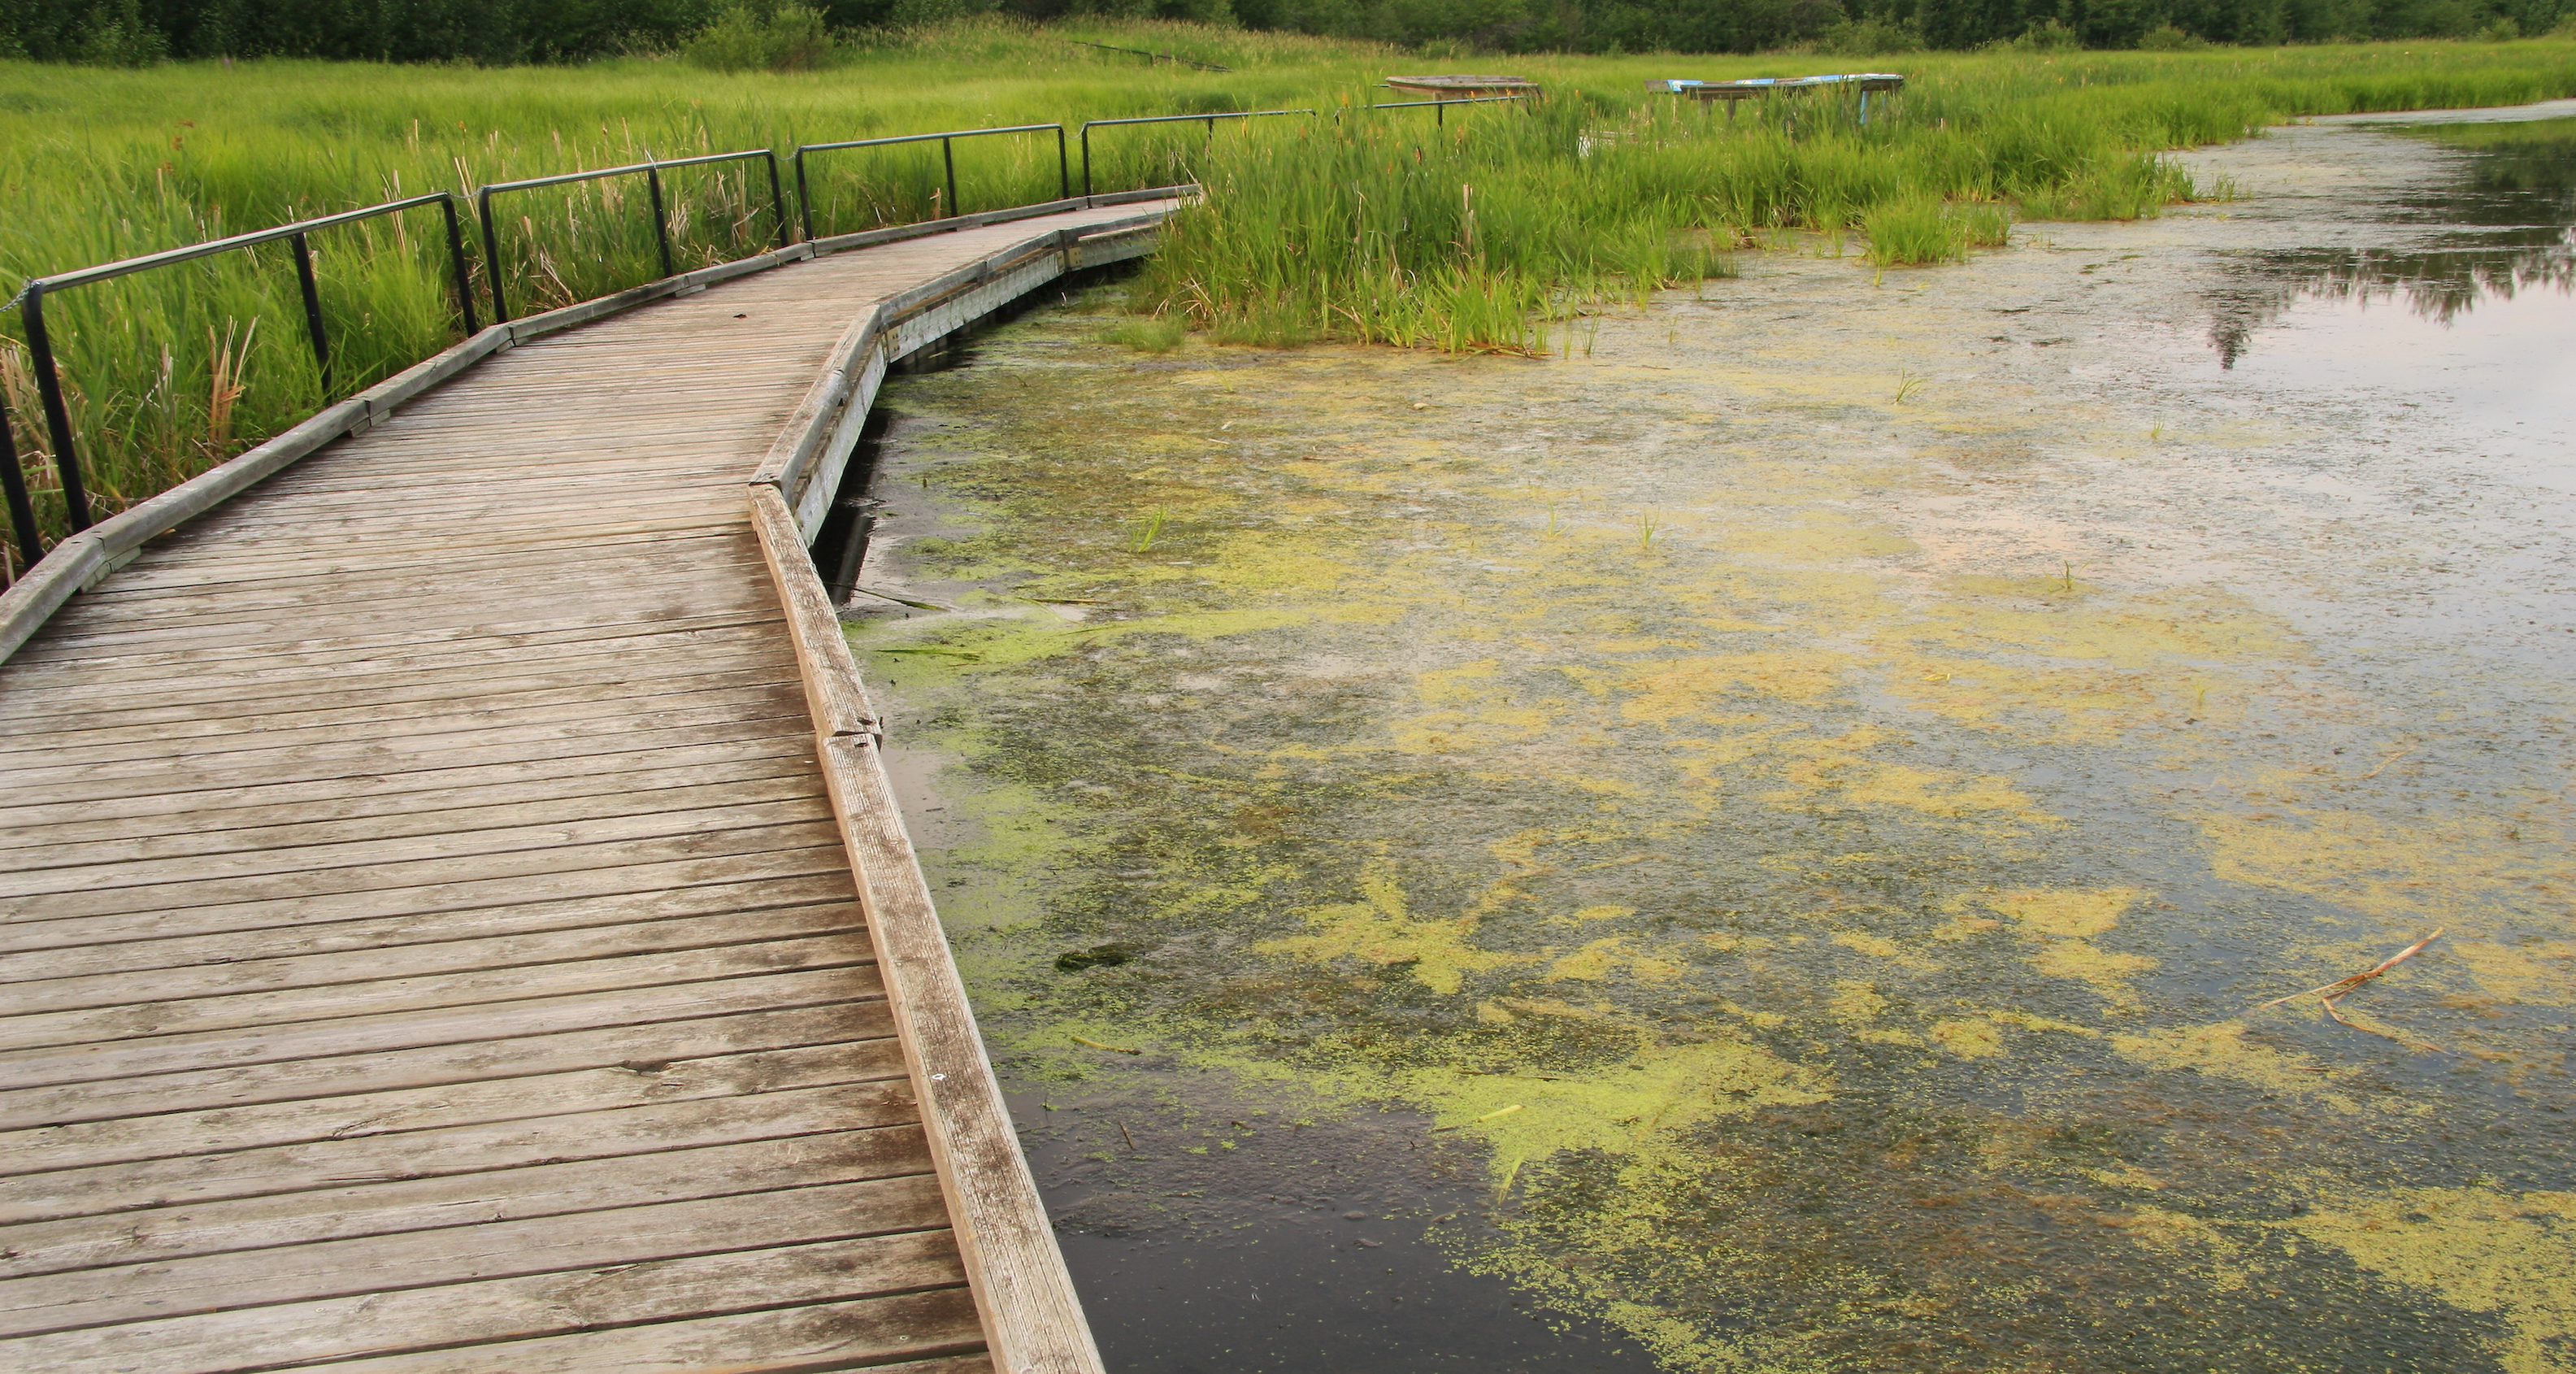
[
  {"left": 20, "top": 289, "right": 90, "bottom": 533},
  {"left": 478, "top": 187, "right": 509, "bottom": 324},
  {"left": 645, "top": 162, "right": 674, "bottom": 279},
  {"left": 290, "top": 232, "right": 332, "bottom": 398},
  {"left": 942, "top": 137, "right": 958, "bottom": 220},
  {"left": 796, "top": 148, "right": 815, "bottom": 243},
  {"left": 1055, "top": 126, "right": 1070, "bottom": 200},
  {"left": 1081, "top": 124, "right": 1093, "bottom": 198},
  {"left": 439, "top": 194, "right": 479, "bottom": 335},
  {"left": 763, "top": 150, "right": 791, "bottom": 247},
  {"left": 0, "top": 398, "right": 39, "bottom": 569}
]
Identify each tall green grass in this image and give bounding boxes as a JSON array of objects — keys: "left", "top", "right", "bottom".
[{"left": 5, "top": 22, "right": 2576, "bottom": 574}]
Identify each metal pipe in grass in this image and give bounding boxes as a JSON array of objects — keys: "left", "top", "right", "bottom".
[
  {"left": 0, "top": 398, "right": 38, "bottom": 569},
  {"left": 1340, "top": 93, "right": 1531, "bottom": 128},
  {"left": 18, "top": 289, "right": 87, "bottom": 533},
  {"left": 645, "top": 163, "right": 673, "bottom": 280},
  {"left": 1079, "top": 108, "right": 1315, "bottom": 199},
  {"left": 290, "top": 233, "right": 332, "bottom": 398},
  {"left": 792, "top": 124, "right": 1069, "bottom": 240}
]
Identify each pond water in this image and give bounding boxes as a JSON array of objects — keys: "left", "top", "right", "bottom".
[{"left": 846, "top": 102, "right": 2576, "bottom": 1373}]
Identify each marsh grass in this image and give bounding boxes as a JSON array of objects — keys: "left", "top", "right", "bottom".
[
  {"left": 1129, "top": 505, "right": 1170, "bottom": 552},
  {"left": 1101, "top": 315, "right": 1186, "bottom": 352},
  {"left": 7, "top": 25, "right": 2576, "bottom": 567},
  {"left": 1136, "top": 37, "right": 2576, "bottom": 350}
]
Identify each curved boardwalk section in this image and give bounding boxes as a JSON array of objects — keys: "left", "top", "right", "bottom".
[{"left": 0, "top": 201, "right": 1170, "bottom": 1373}]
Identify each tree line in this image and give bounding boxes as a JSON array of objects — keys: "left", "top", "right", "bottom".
[{"left": 4, "top": 0, "right": 2570, "bottom": 65}]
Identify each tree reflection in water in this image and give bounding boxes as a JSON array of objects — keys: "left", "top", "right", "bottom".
[{"left": 2207, "top": 117, "right": 2576, "bottom": 366}]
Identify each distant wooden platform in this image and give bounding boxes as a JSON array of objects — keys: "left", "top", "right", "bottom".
[
  {"left": 1384, "top": 73, "right": 1540, "bottom": 98},
  {"left": 0, "top": 197, "right": 1175, "bottom": 1373}
]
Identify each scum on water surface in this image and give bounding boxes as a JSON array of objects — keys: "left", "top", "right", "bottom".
[{"left": 849, "top": 106, "right": 2576, "bottom": 1373}]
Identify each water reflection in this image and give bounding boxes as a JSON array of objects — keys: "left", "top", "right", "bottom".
[{"left": 2207, "top": 117, "right": 2576, "bottom": 365}]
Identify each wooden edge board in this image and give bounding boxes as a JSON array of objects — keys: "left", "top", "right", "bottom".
[{"left": 745, "top": 483, "right": 1102, "bottom": 1374}]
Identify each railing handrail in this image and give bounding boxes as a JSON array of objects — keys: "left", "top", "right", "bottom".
[
  {"left": 1343, "top": 93, "right": 1532, "bottom": 127},
  {"left": 476, "top": 146, "right": 790, "bottom": 324},
  {"left": 793, "top": 124, "right": 1070, "bottom": 242},
  {"left": 3, "top": 191, "right": 478, "bottom": 563},
  {"left": 1079, "top": 108, "right": 1317, "bottom": 198},
  {"left": 17, "top": 193, "right": 463, "bottom": 296}
]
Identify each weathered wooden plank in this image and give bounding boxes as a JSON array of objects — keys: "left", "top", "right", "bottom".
[
  {"left": 0, "top": 928, "right": 871, "bottom": 1055},
  {"left": 5, "top": 1080, "right": 916, "bottom": 1226},
  {"left": 0, "top": 820, "right": 842, "bottom": 932},
  {"left": 0, "top": 837, "right": 855, "bottom": 958},
  {"left": 0, "top": 1232, "right": 969, "bottom": 1374},
  {"left": 0, "top": 799, "right": 835, "bottom": 918},
  {"left": 71, "top": 509, "right": 744, "bottom": 576},
  {"left": 0, "top": 1033, "right": 897, "bottom": 1176},
  {"left": 277, "top": 1287, "right": 984, "bottom": 1374},
  {"left": 0, "top": 941, "right": 875, "bottom": 1090},
  {"left": 0, "top": 649, "right": 800, "bottom": 752},
  {"left": 0, "top": 774, "right": 823, "bottom": 887},
  {"left": 84, "top": 526, "right": 751, "bottom": 594},
  {"left": 72, "top": 539, "right": 770, "bottom": 610},
  {"left": 0, "top": 898, "right": 854, "bottom": 1018},
  {"left": 0, "top": 996, "right": 888, "bottom": 1133},
  {"left": 0, "top": 728, "right": 813, "bottom": 835},
  {"left": 0, "top": 1126, "right": 932, "bottom": 1283},
  {"left": 0, "top": 666, "right": 802, "bottom": 767},
  {"left": 0, "top": 768, "right": 819, "bottom": 871},
  {"left": 9, "top": 583, "right": 777, "bottom": 662},
  {"left": 278, "top": 1289, "right": 984, "bottom": 1374},
  {"left": 746, "top": 480, "right": 1104, "bottom": 1374},
  {"left": 0, "top": 694, "right": 815, "bottom": 806},
  {"left": 0, "top": 1172, "right": 951, "bottom": 1337},
  {"left": 25, "top": 563, "right": 775, "bottom": 642},
  {"left": 748, "top": 486, "right": 879, "bottom": 740},
  {"left": 0, "top": 605, "right": 775, "bottom": 683}
]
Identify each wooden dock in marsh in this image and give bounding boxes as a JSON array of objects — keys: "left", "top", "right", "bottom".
[{"left": 0, "top": 195, "right": 1176, "bottom": 1374}]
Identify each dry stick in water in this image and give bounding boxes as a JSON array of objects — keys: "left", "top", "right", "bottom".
[
  {"left": 1431, "top": 1102, "right": 1523, "bottom": 1133},
  {"left": 2256, "top": 928, "right": 2446, "bottom": 1050},
  {"left": 1069, "top": 1033, "right": 1145, "bottom": 1055}
]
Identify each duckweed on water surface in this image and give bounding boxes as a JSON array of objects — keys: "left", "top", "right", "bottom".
[{"left": 858, "top": 113, "right": 2576, "bottom": 1372}]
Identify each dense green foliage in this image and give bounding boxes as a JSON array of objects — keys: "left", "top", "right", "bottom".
[{"left": 5, "top": 0, "right": 2574, "bottom": 65}]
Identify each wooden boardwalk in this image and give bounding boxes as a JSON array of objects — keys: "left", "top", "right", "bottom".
[{"left": 0, "top": 199, "right": 1170, "bottom": 1373}]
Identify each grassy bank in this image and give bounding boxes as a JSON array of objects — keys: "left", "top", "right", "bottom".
[
  {"left": 1136, "top": 39, "right": 2576, "bottom": 350},
  {"left": 4, "top": 24, "right": 2575, "bottom": 568}
]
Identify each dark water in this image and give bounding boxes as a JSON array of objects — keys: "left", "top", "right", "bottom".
[{"left": 855, "top": 108, "right": 2576, "bottom": 1374}]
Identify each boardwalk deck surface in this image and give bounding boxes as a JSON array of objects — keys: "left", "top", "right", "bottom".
[{"left": 0, "top": 202, "right": 1166, "bottom": 1373}]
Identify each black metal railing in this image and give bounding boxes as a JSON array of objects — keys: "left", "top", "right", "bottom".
[
  {"left": 793, "top": 124, "right": 1069, "bottom": 242},
  {"left": 2, "top": 191, "right": 476, "bottom": 558},
  {"left": 1355, "top": 93, "right": 1531, "bottom": 126},
  {"left": 1079, "top": 109, "right": 1317, "bottom": 198},
  {"left": 476, "top": 147, "right": 788, "bottom": 324}
]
